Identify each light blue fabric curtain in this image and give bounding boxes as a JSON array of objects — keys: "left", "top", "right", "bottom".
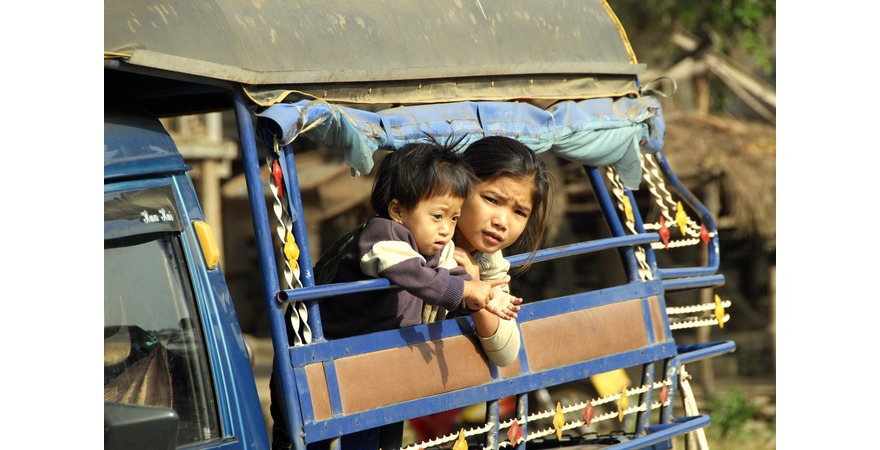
[{"left": 256, "top": 97, "right": 664, "bottom": 190}]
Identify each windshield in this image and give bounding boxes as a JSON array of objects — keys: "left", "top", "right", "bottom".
[{"left": 104, "top": 229, "right": 220, "bottom": 446}]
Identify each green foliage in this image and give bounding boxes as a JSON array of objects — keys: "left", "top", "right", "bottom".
[
  {"left": 611, "top": 0, "right": 776, "bottom": 73},
  {"left": 707, "top": 385, "right": 759, "bottom": 437}
]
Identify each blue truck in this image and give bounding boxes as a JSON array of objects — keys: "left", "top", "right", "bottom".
[{"left": 104, "top": 1, "right": 735, "bottom": 449}]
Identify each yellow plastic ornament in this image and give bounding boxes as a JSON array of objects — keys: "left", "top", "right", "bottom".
[
  {"left": 553, "top": 402, "right": 565, "bottom": 440},
  {"left": 675, "top": 201, "right": 688, "bottom": 236},
  {"left": 452, "top": 429, "right": 468, "bottom": 450},
  {"left": 714, "top": 294, "right": 725, "bottom": 329},
  {"left": 622, "top": 196, "right": 634, "bottom": 223},
  {"left": 284, "top": 230, "right": 300, "bottom": 270},
  {"left": 617, "top": 387, "right": 628, "bottom": 422}
]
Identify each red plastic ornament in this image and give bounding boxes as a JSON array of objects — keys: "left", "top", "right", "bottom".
[
  {"left": 660, "top": 384, "right": 669, "bottom": 404},
  {"left": 581, "top": 403, "right": 595, "bottom": 427},
  {"left": 658, "top": 216, "right": 670, "bottom": 249},
  {"left": 700, "top": 224, "right": 709, "bottom": 246},
  {"left": 273, "top": 159, "right": 285, "bottom": 200},
  {"left": 507, "top": 419, "right": 523, "bottom": 445}
]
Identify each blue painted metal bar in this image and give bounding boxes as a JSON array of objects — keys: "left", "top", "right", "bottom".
[
  {"left": 278, "top": 234, "right": 659, "bottom": 304},
  {"left": 233, "top": 88, "right": 306, "bottom": 449},
  {"left": 514, "top": 394, "right": 528, "bottom": 450},
  {"left": 661, "top": 274, "right": 725, "bottom": 292},
  {"left": 674, "top": 341, "right": 737, "bottom": 365},
  {"left": 651, "top": 150, "right": 721, "bottom": 277},
  {"left": 613, "top": 415, "right": 710, "bottom": 450},
  {"left": 505, "top": 233, "right": 659, "bottom": 267},
  {"left": 278, "top": 144, "right": 325, "bottom": 341},
  {"left": 634, "top": 363, "right": 655, "bottom": 438},
  {"left": 584, "top": 165, "right": 641, "bottom": 282},
  {"left": 656, "top": 266, "right": 721, "bottom": 279},
  {"left": 485, "top": 399, "right": 500, "bottom": 450},
  {"left": 278, "top": 279, "right": 393, "bottom": 303},
  {"left": 323, "top": 360, "right": 344, "bottom": 417}
]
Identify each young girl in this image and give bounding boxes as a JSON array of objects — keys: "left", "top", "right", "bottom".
[
  {"left": 318, "top": 140, "right": 513, "bottom": 340},
  {"left": 450, "top": 135, "right": 555, "bottom": 366}
]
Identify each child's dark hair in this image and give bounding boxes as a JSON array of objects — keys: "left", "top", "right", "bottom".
[
  {"left": 461, "top": 136, "right": 554, "bottom": 271},
  {"left": 371, "top": 137, "right": 477, "bottom": 218}
]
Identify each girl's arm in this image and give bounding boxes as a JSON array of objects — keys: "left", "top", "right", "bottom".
[{"left": 471, "top": 287, "right": 522, "bottom": 367}]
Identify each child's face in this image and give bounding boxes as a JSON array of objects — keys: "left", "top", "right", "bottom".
[
  {"left": 397, "top": 194, "right": 465, "bottom": 256},
  {"left": 455, "top": 175, "right": 533, "bottom": 254}
]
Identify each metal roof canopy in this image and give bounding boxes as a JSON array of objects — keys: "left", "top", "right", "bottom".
[{"left": 105, "top": 0, "right": 645, "bottom": 112}]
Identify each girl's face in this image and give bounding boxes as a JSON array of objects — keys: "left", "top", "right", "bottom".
[{"left": 455, "top": 175, "right": 534, "bottom": 254}]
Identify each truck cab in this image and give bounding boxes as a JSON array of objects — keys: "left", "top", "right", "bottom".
[{"left": 104, "top": 108, "right": 269, "bottom": 449}]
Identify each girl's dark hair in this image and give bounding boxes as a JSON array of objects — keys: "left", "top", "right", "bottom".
[
  {"left": 461, "top": 136, "right": 555, "bottom": 273},
  {"left": 371, "top": 137, "right": 477, "bottom": 218}
]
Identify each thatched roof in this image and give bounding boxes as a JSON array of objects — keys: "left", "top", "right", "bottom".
[{"left": 660, "top": 112, "right": 776, "bottom": 247}]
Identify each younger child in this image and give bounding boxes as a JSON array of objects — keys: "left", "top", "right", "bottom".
[{"left": 319, "top": 140, "right": 512, "bottom": 340}]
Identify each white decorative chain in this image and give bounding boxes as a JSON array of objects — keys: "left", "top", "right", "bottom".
[
  {"left": 670, "top": 315, "right": 730, "bottom": 330},
  {"left": 667, "top": 300, "right": 731, "bottom": 315},
  {"left": 641, "top": 154, "right": 711, "bottom": 241},
  {"left": 605, "top": 165, "right": 653, "bottom": 281},
  {"left": 268, "top": 142, "right": 311, "bottom": 345},
  {"left": 397, "top": 379, "right": 674, "bottom": 450}
]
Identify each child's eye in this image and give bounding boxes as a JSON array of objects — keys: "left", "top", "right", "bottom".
[
  {"left": 484, "top": 196, "right": 497, "bottom": 204},
  {"left": 432, "top": 214, "right": 443, "bottom": 220},
  {"left": 451, "top": 215, "right": 460, "bottom": 222},
  {"left": 515, "top": 209, "right": 528, "bottom": 218}
]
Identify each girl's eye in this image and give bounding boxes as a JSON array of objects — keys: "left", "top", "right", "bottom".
[
  {"left": 484, "top": 196, "right": 497, "bottom": 204},
  {"left": 433, "top": 214, "right": 443, "bottom": 220},
  {"left": 515, "top": 210, "right": 528, "bottom": 218}
]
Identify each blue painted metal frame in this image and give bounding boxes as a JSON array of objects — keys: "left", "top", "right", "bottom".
[
  {"left": 230, "top": 85, "right": 734, "bottom": 450},
  {"left": 660, "top": 341, "right": 736, "bottom": 426},
  {"left": 649, "top": 150, "right": 721, "bottom": 280},
  {"left": 285, "top": 281, "right": 675, "bottom": 442}
]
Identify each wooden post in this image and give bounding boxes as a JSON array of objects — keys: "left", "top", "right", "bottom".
[
  {"left": 768, "top": 265, "right": 776, "bottom": 368},
  {"left": 694, "top": 75, "right": 711, "bottom": 115}
]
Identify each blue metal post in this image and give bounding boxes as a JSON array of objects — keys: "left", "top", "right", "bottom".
[
  {"left": 278, "top": 144, "right": 325, "bottom": 341},
  {"left": 232, "top": 88, "right": 306, "bottom": 449},
  {"left": 514, "top": 394, "right": 528, "bottom": 450},
  {"left": 584, "top": 165, "right": 641, "bottom": 282},
  {"left": 634, "top": 363, "right": 655, "bottom": 437},
  {"left": 485, "top": 399, "right": 500, "bottom": 450}
]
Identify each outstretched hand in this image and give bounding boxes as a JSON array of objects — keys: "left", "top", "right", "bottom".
[{"left": 485, "top": 286, "right": 522, "bottom": 320}]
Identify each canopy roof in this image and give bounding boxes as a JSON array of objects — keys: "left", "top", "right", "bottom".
[{"left": 105, "top": 0, "right": 645, "bottom": 110}]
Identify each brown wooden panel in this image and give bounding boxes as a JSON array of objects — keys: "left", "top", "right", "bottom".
[
  {"left": 499, "top": 356, "right": 522, "bottom": 379},
  {"left": 334, "top": 334, "right": 493, "bottom": 414},
  {"left": 305, "top": 363, "right": 333, "bottom": 421},
  {"left": 648, "top": 295, "right": 667, "bottom": 344},
  {"left": 521, "top": 299, "right": 648, "bottom": 372}
]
